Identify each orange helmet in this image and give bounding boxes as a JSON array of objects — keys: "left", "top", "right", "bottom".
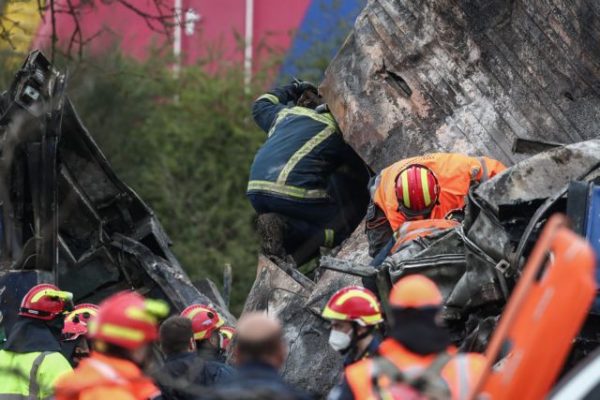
[
  {"left": 395, "top": 165, "right": 439, "bottom": 218},
  {"left": 19, "top": 283, "right": 73, "bottom": 321},
  {"left": 389, "top": 275, "right": 442, "bottom": 309},
  {"left": 218, "top": 326, "right": 236, "bottom": 351},
  {"left": 62, "top": 303, "right": 99, "bottom": 341},
  {"left": 181, "top": 304, "right": 224, "bottom": 340},
  {"left": 88, "top": 291, "right": 169, "bottom": 350},
  {"left": 321, "top": 286, "right": 383, "bottom": 326}
]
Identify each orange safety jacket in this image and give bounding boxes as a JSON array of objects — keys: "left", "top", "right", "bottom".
[
  {"left": 390, "top": 219, "right": 460, "bottom": 254},
  {"left": 54, "top": 352, "right": 161, "bottom": 400},
  {"left": 372, "top": 153, "right": 506, "bottom": 231},
  {"left": 345, "top": 339, "right": 485, "bottom": 400}
]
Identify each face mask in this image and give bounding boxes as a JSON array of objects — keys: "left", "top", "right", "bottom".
[{"left": 328, "top": 329, "right": 352, "bottom": 353}]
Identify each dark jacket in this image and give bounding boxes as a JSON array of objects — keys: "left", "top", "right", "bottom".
[
  {"left": 211, "top": 361, "right": 312, "bottom": 400},
  {"left": 343, "top": 335, "right": 381, "bottom": 368},
  {"left": 153, "top": 352, "right": 235, "bottom": 400},
  {"left": 248, "top": 84, "right": 357, "bottom": 202}
]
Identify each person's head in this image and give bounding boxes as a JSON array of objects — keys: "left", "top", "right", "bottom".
[
  {"left": 388, "top": 275, "right": 449, "bottom": 355},
  {"left": 180, "top": 304, "right": 224, "bottom": 351},
  {"left": 61, "top": 303, "right": 99, "bottom": 366},
  {"left": 321, "top": 286, "right": 383, "bottom": 354},
  {"left": 234, "top": 312, "right": 286, "bottom": 369},
  {"left": 218, "top": 326, "right": 236, "bottom": 353},
  {"left": 160, "top": 316, "right": 196, "bottom": 357},
  {"left": 88, "top": 291, "right": 169, "bottom": 366},
  {"left": 297, "top": 88, "right": 324, "bottom": 109},
  {"left": 395, "top": 164, "right": 440, "bottom": 220},
  {"left": 19, "top": 283, "right": 73, "bottom": 337}
]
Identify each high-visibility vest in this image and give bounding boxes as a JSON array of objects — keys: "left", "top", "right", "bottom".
[
  {"left": 372, "top": 153, "right": 506, "bottom": 231},
  {"left": 345, "top": 339, "right": 485, "bottom": 400},
  {"left": 390, "top": 219, "right": 460, "bottom": 254},
  {"left": 54, "top": 352, "right": 160, "bottom": 400},
  {"left": 0, "top": 349, "right": 72, "bottom": 399}
]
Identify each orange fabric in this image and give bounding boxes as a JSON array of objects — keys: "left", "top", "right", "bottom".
[
  {"left": 54, "top": 352, "right": 160, "bottom": 400},
  {"left": 391, "top": 219, "right": 460, "bottom": 253},
  {"left": 389, "top": 275, "right": 443, "bottom": 308},
  {"left": 373, "top": 153, "right": 506, "bottom": 231},
  {"left": 345, "top": 339, "right": 479, "bottom": 400}
]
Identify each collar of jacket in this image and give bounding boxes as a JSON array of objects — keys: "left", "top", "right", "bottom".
[{"left": 4, "top": 317, "right": 62, "bottom": 353}]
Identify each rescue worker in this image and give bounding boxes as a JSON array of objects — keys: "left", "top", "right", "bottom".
[
  {"left": 330, "top": 275, "right": 486, "bottom": 400},
  {"left": 366, "top": 153, "right": 506, "bottom": 258},
  {"left": 0, "top": 283, "right": 73, "bottom": 399},
  {"left": 61, "top": 303, "right": 99, "bottom": 367},
  {"left": 214, "top": 312, "right": 312, "bottom": 400},
  {"left": 217, "top": 325, "right": 236, "bottom": 358},
  {"left": 321, "top": 286, "right": 383, "bottom": 367},
  {"left": 153, "top": 316, "right": 234, "bottom": 400},
  {"left": 248, "top": 80, "right": 369, "bottom": 265},
  {"left": 54, "top": 291, "right": 169, "bottom": 400}
]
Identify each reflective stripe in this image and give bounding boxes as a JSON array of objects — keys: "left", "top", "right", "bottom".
[
  {"left": 478, "top": 157, "right": 489, "bottom": 182},
  {"left": 99, "top": 323, "right": 144, "bottom": 342},
  {"left": 28, "top": 351, "right": 50, "bottom": 399},
  {"left": 324, "top": 228, "right": 335, "bottom": 248},
  {"left": 256, "top": 93, "right": 279, "bottom": 104},
  {"left": 421, "top": 168, "right": 431, "bottom": 206},
  {"left": 277, "top": 125, "right": 337, "bottom": 184},
  {"left": 86, "top": 358, "right": 128, "bottom": 385},
  {"left": 0, "top": 395, "right": 29, "bottom": 399},
  {"left": 401, "top": 171, "right": 410, "bottom": 208},
  {"left": 455, "top": 354, "right": 470, "bottom": 400},
  {"left": 247, "top": 180, "right": 329, "bottom": 199},
  {"left": 268, "top": 107, "right": 337, "bottom": 138}
]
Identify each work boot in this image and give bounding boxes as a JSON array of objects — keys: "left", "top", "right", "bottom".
[{"left": 256, "top": 213, "right": 287, "bottom": 260}]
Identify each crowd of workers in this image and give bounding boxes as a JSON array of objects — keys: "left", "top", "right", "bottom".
[{"left": 0, "top": 81, "right": 507, "bottom": 399}]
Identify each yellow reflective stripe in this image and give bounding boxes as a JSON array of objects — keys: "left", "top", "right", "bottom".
[
  {"left": 100, "top": 323, "right": 144, "bottom": 342},
  {"left": 31, "top": 289, "right": 73, "bottom": 303},
  {"left": 66, "top": 307, "right": 98, "bottom": 322},
  {"left": 277, "top": 125, "right": 337, "bottom": 184},
  {"left": 125, "top": 306, "right": 157, "bottom": 324},
  {"left": 193, "top": 331, "right": 209, "bottom": 340},
  {"left": 324, "top": 229, "right": 335, "bottom": 247},
  {"left": 257, "top": 93, "right": 279, "bottom": 104},
  {"left": 247, "top": 180, "right": 329, "bottom": 199},
  {"left": 421, "top": 167, "right": 431, "bottom": 206},
  {"left": 401, "top": 171, "right": 411, "bottom": 208},
  {"left": 322, "top": 306, "right": 349, "bottom": 321},
  {"left": 336, "top": 290, "right": 379, "bottom": 311},
  {"left": 285, "top": 107, "right": 337, "bottom": 126}
]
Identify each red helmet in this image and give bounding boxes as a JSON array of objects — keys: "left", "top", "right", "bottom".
[
  {"left": 218, "top": 326, "right": 236, "bottom": 351},
  {"left": 321, "top": 286, "right": 383, "bottom": 326},
  {"left": 395, "top": 164, "right": 439, "bottom": 218},
  {"left": 62, "top": 303, "right": 99, "bottom": 341},
  {"left": 88, "top": 291, "right": 169, "bottom": 350},
  {"left": 19, "top": 284, "right": 73, "bottom": 321},
  {"left": 181, "top": 304, "right": 224, "bottom": 341}
]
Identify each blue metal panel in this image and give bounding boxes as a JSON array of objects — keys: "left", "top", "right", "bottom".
[{"left": 585, "top": 185, "right": 600, "bottom": 314}]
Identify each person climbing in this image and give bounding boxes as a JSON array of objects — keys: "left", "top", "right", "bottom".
[
  {"left": 54, "top": 291, "right": 169, "bottom": 400},
  {"left": 248, "top": 80, "right": 369, "bottom": 265},
  {"left": 321, "top": 286, "right": 383, "bottom": 367},
  {"left": 61, "top": 303, "right": 99, "bottom": 367},
  {"left": 153, "top": 316, "right": 234, "bottom": 400},
  {"left": 366, "top": 153, "right": 506, "bottom": 259},
  {"left": 0, "top": 283, "right": 73, "bottom": 399},
  {"left": 329, "top": 275, "right": 486, "bottom": 400}
]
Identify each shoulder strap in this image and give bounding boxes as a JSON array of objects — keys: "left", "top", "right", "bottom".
[
  {"left": 408, "top": 352, "right": 452, "bottom": 400},
  {"left": 28, "top": 351, "right": 51, "bottom": 400}
]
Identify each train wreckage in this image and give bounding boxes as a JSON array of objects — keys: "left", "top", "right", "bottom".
[{"left": 0, "top": 0, "right": 599, "bottom": 398}]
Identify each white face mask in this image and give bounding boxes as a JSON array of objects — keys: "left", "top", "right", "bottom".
[{"left": 328, "top": 329, "right": 352, "bottom": 352}]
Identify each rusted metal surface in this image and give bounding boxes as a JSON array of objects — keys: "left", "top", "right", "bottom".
[{"left": 321, "top": 0, "right": 600, "bottom": 171}]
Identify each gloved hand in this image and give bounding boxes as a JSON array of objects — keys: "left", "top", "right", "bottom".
[{"left": 291, "top": 79, "right": 317, "bottom": 95}]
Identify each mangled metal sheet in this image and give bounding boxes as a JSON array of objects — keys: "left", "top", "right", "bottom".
[
  {"left": 0, "top": 52, "right": 232, "bottom": 323},
  {"left": 321, "top": 0, "right": 600, "bottom": 171}
]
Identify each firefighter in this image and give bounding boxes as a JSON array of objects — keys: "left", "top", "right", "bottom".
[
  {"left": 248, "top": 80, "right": 369, "bottom": 265},
  {"left": 330, "top": 275, "right": 485, "bottom": 400},
  {"left": 61, "top": 303, "right": 99, "bottom": 367},
  {"left": 366, "top": 152, "right": 506, "bottom": 258},
  {"left": 0, "top": 283, "right": 73, "bottom": 399},
  {"left": 180, "top": 304, "right": 235, "bottom": 378},
  {"left": 54, "top": 291, "right": 169, "bottom": 400},
  {"left": 321, "top": 286, "right": 383, "bottom": 367}
]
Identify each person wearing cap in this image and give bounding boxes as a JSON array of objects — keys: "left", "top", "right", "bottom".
[
  {"left": 366, "top": 153, "right": 506, "bottom": 259},
  {"left": 54, "top": 291, "right": 169, "bottom": 400},
  {"left": 321, "top": 286, "right": 383, "bottom": 368},
  {"left": 153, "top": 316, "right": 234, "bottom": 399},
  {"left": 61, "top": 303, "right": 99, "bottom": 367},
  {"left": 0, "top": 283, "right": 74, "bottom": 399},
  {"left": 213, "top": 312, "right": 312, "bottom": 400},
  {"left": 330, "top": 275, "right": 486, "bottom": 400}
]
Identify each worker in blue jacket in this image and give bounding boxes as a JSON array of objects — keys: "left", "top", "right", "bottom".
[{"left": 248, "top": 81, "right": 369, "bottom": 265}]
